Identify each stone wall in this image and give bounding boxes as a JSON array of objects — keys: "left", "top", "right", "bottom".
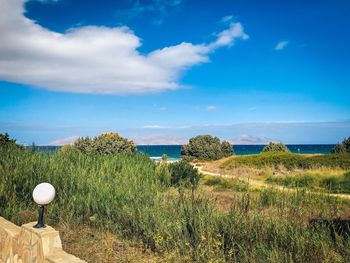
[{"left": 0, "top": 216, "right": 86, "bottom": 263}]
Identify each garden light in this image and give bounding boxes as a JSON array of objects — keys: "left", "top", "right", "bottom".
[{"left": 32, "top": 182, "right": 56, "bottom": 228}]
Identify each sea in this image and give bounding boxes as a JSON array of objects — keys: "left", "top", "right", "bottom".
[{"left": 32, "top": 144, "right": 335, "bottom": 161}]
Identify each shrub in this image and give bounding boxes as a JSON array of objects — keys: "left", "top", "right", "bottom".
[
  {"left": 72, "top": 132, "right": 136, "bottom": 155},
  {"left": 0, "top": 133, "right": 22, "bottom": 148},
  {"left": 168, "top": 160, "right": 200, "bottom": 189},
  {"left": 161, "top": 154, "right": 168, "bottom": 162},
  {"left": 262, "top": 142, "right": 290, "bottom": 153},
  {"left": 332, "top": 136, "right": 350, "bottom": 153},
  {"left": 331, "top": 143, "right": 346, "bottom": 153},
  {"left": 181, "top": 135, "right": 233, "bottom": 161}
]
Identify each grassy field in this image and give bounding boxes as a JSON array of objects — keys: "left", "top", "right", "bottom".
[{"left": 2, "top": 146, "right": 350, "bottom": 262}]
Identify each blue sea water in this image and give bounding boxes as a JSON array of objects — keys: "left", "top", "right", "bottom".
[
  {"left": 137, "top": 145, "right": 335, "bottom": 160},
  {"left": 33, "top": 144, "right": 335, "bottom": 160}
]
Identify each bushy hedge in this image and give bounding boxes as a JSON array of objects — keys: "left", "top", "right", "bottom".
[
  {"left": 72, "top": 132, "right": 136, "bottom": 154},
  {"left": 181, "top": 135, "right": 233, "bottom": 161},
  {"left": 262, "top": 142, "right": 290, "bottom": 153}
]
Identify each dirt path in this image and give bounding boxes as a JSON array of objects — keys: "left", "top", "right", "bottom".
[{"left": 194, "top": 165, "right": 350, "bottom": 200}]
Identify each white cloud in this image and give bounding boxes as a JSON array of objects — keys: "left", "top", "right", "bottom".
[
  {"left": 275, "top": 40, "right": 289, "bottom": 50},
  {"left": 206, "top": 105, "right": 217, "bottom": 111},
  {"left": 0, "top": 0, "right": 248, "bottom": 94},
  {"left": 221, "top": 15, "right": 234, "bottom": 23},
  {"left": 142, "top": 125, "right": 170, "bottom": 129}
]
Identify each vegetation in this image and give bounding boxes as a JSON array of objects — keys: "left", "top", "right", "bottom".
[
  {"left": 332, "top": 136, "right": 350, "bottom": 153},
  {"left": 0, "top": 132, "right": 22, "bottom": 148},
  {"left": 220, "top": 152, "right": 350, "bottom": 170},
  {"left": 267, "top": 171, "right": 350, "bottom": 193},
  {"left": 72, "top": 132, "right": 136, "bottom": 154},
  {"left": 262, "top": 142, "right": 290, "bottom": 153},
  {"left": 2, "top": 140, "right": 350, "bottom": 262},
  {"left": 181, "top": 135, "right": 233, "bottom": 161},
  {"left": 202, "top": 175, "right": 249, "bottom": 192},
  {"left": 168, "top": 160, "right": 200, "bottom": 188}
]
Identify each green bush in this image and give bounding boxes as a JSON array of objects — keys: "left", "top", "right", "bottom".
[
  {"left": 181, "top": 135, "right": 233, "bottom": 161},
  {"left": 168, "top": 160, "right": 200, "bottom": 189},
  {"left": 332, "top": 136, "right": 350, "bottom": 153},
  {"left": 73, "top": 132, "right": 136, "bottom": 155},
  {"left": 0, "top": 133, "right": 22, "bottom": 149},
  {"left": 262, "top": 142, "right": 290, "bottom": 153}
]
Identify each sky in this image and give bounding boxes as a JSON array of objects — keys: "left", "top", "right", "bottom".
[{"left": 0, "top": 0, "right": 349, "bottom": 145}]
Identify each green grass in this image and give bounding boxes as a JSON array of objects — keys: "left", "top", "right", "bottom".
[
  {"left": 220, "top": 152, "right": 350, "bottom": 170},
  {"left": 202, "top": 175, "right": 249, "bottom": 192},
  {"left": 2, "top": 146, "right": 350, "bottom": 262},
  {"left": 266, "top": 171, "right": 350, "bottom": 193}
]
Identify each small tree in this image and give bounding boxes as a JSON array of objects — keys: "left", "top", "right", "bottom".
[
  {"left": 332, "top": 136, "right": 350, "bottom": 153},
  {"left": 221, "top": 140, "right": 234, "bottom": 157},
  {"left": 0, "top": 133, "right": 22, "bottom": 148},
  {"left": 181, "top": 135, "right": 234, "bottom": 161},
  {"left": 262, "top": 142, "right": 290, "bottom": 153},
  {"left": 72, "top": 132, "right": 136, "bottom": 155}
]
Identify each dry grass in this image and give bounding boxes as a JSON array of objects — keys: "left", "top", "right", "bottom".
[{"left": 59, "top": 223, "right": 164, "bottom": 263}]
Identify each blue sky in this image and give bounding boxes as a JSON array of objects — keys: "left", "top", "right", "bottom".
[{"left": 0, "top": 0, "right": 349, "bottom": 145}]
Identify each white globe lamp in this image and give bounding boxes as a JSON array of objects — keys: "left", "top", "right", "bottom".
[{"left": 32, "top": 183, "right": 56, "bottom": 228}]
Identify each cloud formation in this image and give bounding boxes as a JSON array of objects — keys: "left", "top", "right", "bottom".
[
  {"left": 0, "top": 0, "right": 248, "bottom": 94},
  {"left": 206, "top": 105, "right": 217, "bottom": 111},
  {"left": 275, "top": 40, "right": 289, "bottom": 50}
]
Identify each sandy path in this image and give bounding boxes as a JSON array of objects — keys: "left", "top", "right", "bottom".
[{"left": 194, "top": 165, "right": 350, "bottom": 200}]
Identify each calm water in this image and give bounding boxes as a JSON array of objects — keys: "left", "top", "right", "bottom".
[{"left": 33, "top": 144, "right": 335, "bottom": 160}]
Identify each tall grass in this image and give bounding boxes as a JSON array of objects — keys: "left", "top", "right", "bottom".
[
  {"left": 1, "top": 146, "right": 350, "bottom": 262},
  {"left": 267, "top": 171, "right": 350, "bottom": 193},
  {"left": 220, "top": 152, "right": 350, "bottom": 170}
]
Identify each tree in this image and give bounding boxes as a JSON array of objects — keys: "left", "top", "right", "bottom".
[
  {"left": 332, "top": 136, "right": 350, "bottom": 153},
  {"left": 221, "top": 140, "right": 234, "bottom": 157},
  {"left": 0, "top": 133, "right": 21, "bottom": 148},
  {"left": 72, "top": 132, "right": 136, "bottom": 155},
  {"left": 262, "top": 142, "right": 290, "bottom": 153},
  {"left": 181, "top": 135, "right": 234, "bottom": 161}
]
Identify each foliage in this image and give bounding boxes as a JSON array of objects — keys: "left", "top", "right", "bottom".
[
  {"left": 221, "top": 152, "right": 350, "bottom": 170},
  {"left": 332, "top": 136, "right": 350, "bottom": 153},
  {"left": 267, "top": 171, "right": 350, "bottom": 194},
  {"left": 262, "top": 142, "right": 290, "bottom": 153},
  {"left": 0, "top": 133, "right": 21, "bottom": 148},
  {"left": 168, "top": 160, "right": 200, "bottom": 189},
  {"left": 181, "top": 135, "right": 233, "bottom": 161},
  {"left": 72, "top": 132, "right": 136, "bottom": 155},
  {"left": 161, "top": 154, "right": 168, "bottom": 162},
  {"left": 2, "top": 146, "right": 350, "bottom": 262},
  {"left": 332, "top": 143, "right": 346, "bottom": 153},
  {"left": 203, "top": 175, "right": 249, "bottom": 192}
]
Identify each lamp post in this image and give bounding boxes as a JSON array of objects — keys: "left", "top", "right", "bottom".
[{"left": 32, "top": 183, "right": 56, "bottom": 228}]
